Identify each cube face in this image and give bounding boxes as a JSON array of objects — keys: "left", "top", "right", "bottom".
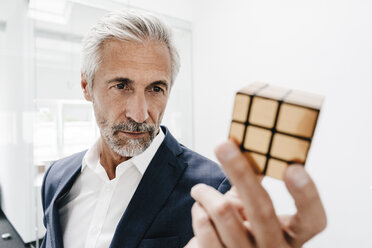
[{"left": 229, "top": 83, "right": 323, "bottom": 180}]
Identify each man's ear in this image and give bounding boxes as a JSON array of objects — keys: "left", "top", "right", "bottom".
[{"left": 81, "top": 73, "right": 92, "bottom": 102}]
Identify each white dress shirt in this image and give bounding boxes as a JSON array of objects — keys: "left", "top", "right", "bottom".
[{"left": 58, "top": 129, "right": 165, "bottom": 248}]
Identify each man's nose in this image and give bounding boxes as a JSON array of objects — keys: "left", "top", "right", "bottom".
[{"left": 125, "top": 92, "right": 149, "bottom": 123}]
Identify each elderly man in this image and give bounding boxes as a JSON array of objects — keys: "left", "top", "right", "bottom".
[
  {"left": 41, "top": 10, "right": 229, "bottom": 248},
  {"left": 41, "top": 9, "right": 326, "bottom": 248}
]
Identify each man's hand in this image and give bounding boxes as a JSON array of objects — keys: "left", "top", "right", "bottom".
[{"left": 185, "top": 140, "right": 326, "bottom": 248}]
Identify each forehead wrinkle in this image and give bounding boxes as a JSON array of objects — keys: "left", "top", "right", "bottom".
[
  {"left": 100, "top": 40, "right": 171, "bottom": 73},
  {"left": 101, "top": 39, "right": 169, "bottom": 61}
]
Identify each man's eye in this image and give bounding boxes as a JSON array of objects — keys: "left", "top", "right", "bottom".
[
  {"left": 153, "top": 86, "right": 163, "bottom": 92},
  {"left": 116, "top": 83, "right": 125, "bottom": 89}
]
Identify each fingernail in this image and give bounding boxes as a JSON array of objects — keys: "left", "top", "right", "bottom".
[
  {"left": 215, "top": 141, "right": 239, "bottom": 162},
  {"left": 288, "top": 165, "right": 310, "bottom": 188}
]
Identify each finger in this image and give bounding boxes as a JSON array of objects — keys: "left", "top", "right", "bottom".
[
  {"left": 277, "top": 215, "right": 292, "bottom": 230},
  {"left": 215, "top": 140, "right": 286, "bottom": 247},
  {"left": 191, "top": 184, "right": 253, "bottom": 248},
  {"left": 283, "top": 165, "right": 327, "bottom": 245},
  {"left": 191, "top": 203, "right": 224, "bottom": 248},
  {"left": 225, "top": 187, "right": 247, "bottom": 220},
  {"left": 184, "top": 237, "right": 198, "bottom": 248},
  {"left": 225, "top": 185, "right": 240, "bottom": 198}
]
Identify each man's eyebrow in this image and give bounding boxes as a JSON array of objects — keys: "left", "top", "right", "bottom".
[
  {"left": 151, "top": 80, "right": 169, "bottom": 90},
  {"left": 106, "top": 77, "right": 133, "bottom": 84}
]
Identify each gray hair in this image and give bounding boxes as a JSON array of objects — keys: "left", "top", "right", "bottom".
[{"left": 81, "top": 9, "right": 180, "bottom": 88}]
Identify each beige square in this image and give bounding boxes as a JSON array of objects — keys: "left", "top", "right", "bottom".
[
  {"left": 229, "top": 122, "right": 245, "bottom": 144},
  {"left": 270, "top": 133, "right": 310, "bottom": 162},
  {"left": 244, "top": 152, "right": 266, "bottom": 173},
  {"left": 244, "top": 126, "right": 272, "bottom": 153},
  {"left": 232, "top": 94, "right": 250, "bottom": 122},
  {"left": 276, "top": 103, "right": 318, "bottom": 138},
  {"left": 249, "top": 97, "right": 278, "bottom": 128},
  {"left": 266, "top": 159, "right": 288, "bottom": 180}
]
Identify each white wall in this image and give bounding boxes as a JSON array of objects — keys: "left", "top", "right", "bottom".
[
  {"left": 192, "top": 0, "right": 372, "bottom": 247},
  {"left": 0, "top": 0, "right": 37, "bottom": 243},
  {"left": 124, "top": 0, "right": 192, "bottom": 21}
]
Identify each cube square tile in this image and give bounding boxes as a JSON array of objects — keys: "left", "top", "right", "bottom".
[
  {"left": 276, "top": 103, "right": 318, "bottom": 138},
  {"left": 244, "top": 152, "right": 267, "bottom": 174},
  {"left": 249, "top": 97, "right": 278, "bottom": 128},
  {"left": 243, "top": 126, "right": 272, "bottom": 154},
  {"left": 229, "top": 122, "right": 245, "bottom": 144},
  {"left": 270, "top": 133, "right": 310, "bottom": 162},
  {"left": 266, "top": 159, "right": 288, "bottom": 180},
  {"left": 232, "top": 94, "right": 250, "bottom": 122}
]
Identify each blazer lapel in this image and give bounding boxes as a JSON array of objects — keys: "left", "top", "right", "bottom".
[
  {"left": 110, "top": 129, "right": 187, "bottom": 248},
  {"left": 44, "top": 152, "right": 85, "bottom": 248}
]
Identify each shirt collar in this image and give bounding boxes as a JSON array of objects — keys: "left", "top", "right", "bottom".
[
  {"left": 82, "top": 128, "right": 165, "bottom": 176},
  {"left": 82, "top": 138, "right": 101, "bottom": 172}
]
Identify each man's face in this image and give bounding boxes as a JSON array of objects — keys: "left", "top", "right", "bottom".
[{"left": 82, "top": 39, "right": 172, "bottom": 157}]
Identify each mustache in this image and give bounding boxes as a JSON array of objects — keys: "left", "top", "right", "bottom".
[{"left": 112, "top": 121, "right": 156, "bottom": 135}]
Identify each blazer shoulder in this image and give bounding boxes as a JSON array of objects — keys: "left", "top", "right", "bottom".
[
  {"left": 42, "top": 150, "right": 86, "bottom": 205},
  {"left": 44, "top": 150, "right": 86, "bottom": 184}
]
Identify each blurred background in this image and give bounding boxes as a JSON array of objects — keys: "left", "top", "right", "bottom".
[{"left": 0, "top": 0, "right": 371, "bottom": 247}]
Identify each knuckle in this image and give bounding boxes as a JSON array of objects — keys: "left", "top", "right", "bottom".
[
  {"left": 191, "top": 203, "right": 212, "bottom": 229},
  {"left": 213, "top": 200, "right": 234, "bottom": 218},
  {"left": 236, "top": 159, "right": 251, "bottom": 174},
  {"left": 194, "top": 214, "right": 211, "bottom": 228},
  {"left": 256, "top": 203, "right": 276, "bottom": 221},
  {"left": 307, "top": 189, "right": 319, "bottom": 202},
  {"left": 230, "top": 160, "right": 251, "bottom": 180}
]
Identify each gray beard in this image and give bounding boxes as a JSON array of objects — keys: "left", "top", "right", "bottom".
[{"left": 99, "top": 120, "right": 157, "bottom": 157}]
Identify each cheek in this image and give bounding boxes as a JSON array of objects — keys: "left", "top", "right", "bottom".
[
  {"left": 93, "top": 94, "right": 125, "bottom": 122},
  {"left": 148, "top": 98, "right": 168, "bottom": 123}
]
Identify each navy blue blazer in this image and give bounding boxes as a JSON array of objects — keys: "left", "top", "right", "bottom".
[{"left": 41, "top": 126, "right": 231, "bottom": 248}]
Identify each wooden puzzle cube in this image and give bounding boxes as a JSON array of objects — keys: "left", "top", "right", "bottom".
[{"left": 229, "top": 82, "right": 323, "bottom": 180}]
